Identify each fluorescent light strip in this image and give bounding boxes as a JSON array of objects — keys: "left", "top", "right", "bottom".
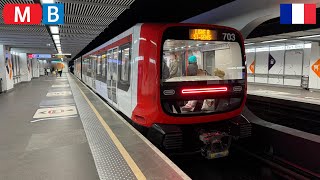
[
  {"left": 52, "top": 35, "right": 60, "bottom": 40},
  {"left": 244, "top": 43, "right": 255, "bottom": 46},
  {"left": 261, "top": 39, "right": 287, "bottom": 43},
  {"left": 41, "top": 0, "right": 55, "bottom": 4},
  {"left": 297, "top": 34, "right": 320, "bottom": 39},
  {"left": 245, "top": 43, "right": 312, "bottom": 53},
  {"left": 50, "top": 26, "right": 59, "bottom": 34}
]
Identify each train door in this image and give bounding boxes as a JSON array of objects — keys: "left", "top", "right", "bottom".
[{"left": 107, "top": 48, "right": 118, "bottom": 106}]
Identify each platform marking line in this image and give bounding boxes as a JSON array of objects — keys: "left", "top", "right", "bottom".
[
  {"left": 30, "top": 115, "right": 78, "bottom": 123},
  {"left": 75, "top": 82, "right": 146, "bottom": 180},
  {"left": 46, "top": 91, "right": 72, "bottom": 97},
  {"left": 52, "top": 84, "right": 70, "bottom": 88},
  {"left": 75, "top": 75, "right": 191, "bottom": 180},
  {"left": 39, "top": 104, "right": 76, "bottom": 108}
]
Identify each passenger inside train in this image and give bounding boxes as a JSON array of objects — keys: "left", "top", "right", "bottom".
[{"left": 162, "top": 40, "right": 244, "bottom": 114}]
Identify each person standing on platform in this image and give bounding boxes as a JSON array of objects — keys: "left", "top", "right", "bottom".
[
  {"left": 46, "top": 67, "right": 51, "bottom": 76},
  {"left": 58, "top": 68, "right": 62, "bottom": 77},
  {"left": 169, "top": 55, "right": 179, "bottom": 78}
]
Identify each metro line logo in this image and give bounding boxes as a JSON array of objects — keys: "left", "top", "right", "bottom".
[{"left": 3, "top": 4, "right": 64, "bottom": 25}]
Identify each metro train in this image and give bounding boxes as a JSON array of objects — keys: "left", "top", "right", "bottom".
[{"left": 74, "top": 23, "right": 251, "bottom": 159}]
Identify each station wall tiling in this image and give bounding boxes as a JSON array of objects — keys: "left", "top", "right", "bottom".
[{"left": 245, "top": 43, "right": 320, "bottom": 89}]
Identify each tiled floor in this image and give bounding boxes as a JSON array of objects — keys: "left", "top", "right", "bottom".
[
  {"left": 0, "top": 73, "right": 189, "bottom": 180},
  {"left": 0, "top": 74, "right": 99, "bottom": 180}
]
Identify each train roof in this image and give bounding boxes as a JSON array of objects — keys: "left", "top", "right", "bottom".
[{"left": 82, "top": 23, "right": 241, "bottom": 58}]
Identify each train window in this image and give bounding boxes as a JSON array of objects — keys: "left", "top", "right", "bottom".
[
  {"left": 162, "top": 40, "right": 244, "bottom": 82},
  {"left": 161, "top": 38, "right": 245, "bottom": 116},
  {"left": 112, "top": 48, "right": 118, "bottom": 81},
  {"left": 97, "top": 55, "right": 101, "bottom": 75},
  {"left": 102, "top": 54, "right": 106, "bottom": 78},
  {"left": 120, "top": 47, "right": 130, "bottom": 82},
  {"left": 117, "top": 44, "right": 131, "bottom": 91}
]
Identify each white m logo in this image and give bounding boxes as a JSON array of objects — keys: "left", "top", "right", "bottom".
[{"left": 14, "top": 6, "right": 30, "bottom": 23}]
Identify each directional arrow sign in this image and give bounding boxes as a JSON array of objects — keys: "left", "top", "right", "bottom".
[{"left": 312, "top": 59, "right": 320, "bottom": 78}]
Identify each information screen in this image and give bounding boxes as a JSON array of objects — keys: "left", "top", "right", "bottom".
[{"left": 189, "top": 29, "right": 217, "bottom": 41}]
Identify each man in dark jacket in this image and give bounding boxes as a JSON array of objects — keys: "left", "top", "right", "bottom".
[{"left": 181, "top": 55, "right": 199, "bottom": 112}]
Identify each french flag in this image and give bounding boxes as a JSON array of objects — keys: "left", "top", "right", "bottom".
[{"left": 280, "top": 4, "right": 316, "bottom": 24}]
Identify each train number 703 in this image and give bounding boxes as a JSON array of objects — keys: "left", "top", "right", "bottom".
[{"left": 222, "top": 33, "right": 236, "bottom": 41}]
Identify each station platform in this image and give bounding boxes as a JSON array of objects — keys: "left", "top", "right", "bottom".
[
  {"left": 247, "top": 83, "right": 320, "bottom": 105},
  {"left": 0, "top": 73, "right": 189, "bottom": 180}
]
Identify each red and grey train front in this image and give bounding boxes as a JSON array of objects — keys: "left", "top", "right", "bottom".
[{"left": 147, "top": 25, "right": 250, "bottom": 159}]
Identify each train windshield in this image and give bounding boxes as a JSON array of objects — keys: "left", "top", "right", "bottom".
[
  {"left": 161, "top": 27, "right": 245, "bottom": 116},
  {"left": 161, "top": 40, "right": 244, "bottom": 81}
]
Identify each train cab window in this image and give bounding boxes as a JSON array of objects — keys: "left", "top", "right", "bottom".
[
  {"left": 161, "top": 36, "right": 245, "bottom": 116},
  {"left": 118, "top": 43, "right": 131, "bottom": 91},
  {"left": 162, "top": 40, "right": 243, "bottom": 82}
]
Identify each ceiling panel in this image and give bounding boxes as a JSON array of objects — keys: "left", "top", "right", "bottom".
[
  {"left": 0, "top": 0, "right": 135, "bottom": 57},
  {"left": 245, "top": 28, "right": 320, "bottom": 45},
  {"left": 0, "top": 0, "right": 54, "bottom": 53},
  {"left": 58, "top": 0, "right": 136, "bottom": 58}
]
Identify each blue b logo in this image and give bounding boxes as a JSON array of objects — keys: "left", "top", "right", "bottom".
[{"left": 42, "top": 4, "right": 64, "bottom": 25}]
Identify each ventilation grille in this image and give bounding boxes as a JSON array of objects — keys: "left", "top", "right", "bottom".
[{"left": 163, "top": 133, "right": 183, "bottom": 150}]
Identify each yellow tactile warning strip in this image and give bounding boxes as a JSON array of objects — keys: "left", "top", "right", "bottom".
[{"left": 75, "top": 80, "right": 146, "bottom": 180}]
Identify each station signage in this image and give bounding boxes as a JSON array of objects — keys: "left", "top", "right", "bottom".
[
  {"left": 3, "top": 3, "right": 64, "bottom": 25},
  {"left": 52, "top": 54, "right": 72, "bottom": 58},
  {"left": 27, "top": 54, "right": 71, "bottom": 59},
  {"left": 28, "top": 54, "right": 52, "bottom": 59},
  {"left": 189, "top": 29, "right": 216, "bottom": 41}
]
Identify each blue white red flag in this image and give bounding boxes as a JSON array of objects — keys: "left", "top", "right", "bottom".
[{"left": 280, "top": 4, "right": 316, "bottom": 24}]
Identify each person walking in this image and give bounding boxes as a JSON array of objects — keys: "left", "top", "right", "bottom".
[{"left": 58, "top": 68, "right": 62, "bottom": 77}]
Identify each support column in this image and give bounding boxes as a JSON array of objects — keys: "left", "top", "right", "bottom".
[
  {"left": 32, "top": 58, "right": 40, "bottom": 78},
  {"left": 0, "top": 45, "right": 14, "bottom": 91},
  {"left": 19, "top": 53, "right": 32, "bottom": 82}
]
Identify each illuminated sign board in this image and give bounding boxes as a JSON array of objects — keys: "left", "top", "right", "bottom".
[
  {"left": 52, "top": 54, "right": 72, "bottom": 58},
  {"left": 28, "top": 54, "right": 52, "bottom": 59},
  {"left": 3, "top": 4, "right": 64, "bottom": 25},
  {"left": 51, "top": 59, "right": 62, "bottom": 63},
  {"left": 189, "top": 29, "right": 216, "bottom": 41}
]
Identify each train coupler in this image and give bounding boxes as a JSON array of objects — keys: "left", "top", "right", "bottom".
[{"left": 199, "top": 131, "right": 232, "bottom": 159}]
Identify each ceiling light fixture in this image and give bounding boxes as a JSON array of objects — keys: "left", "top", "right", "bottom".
[
  {"left": 41, "top": 0, "right": 55, "bottom": 4},
  {"left": 261, "top": 39, "right": 287, "bottom": 43},
  {"left": 50, "top": 26, "right": 59, "bottom": 34},
  {"left": 244, "top": 43, "right": 255, "bottom": 46},
  {"left": 52, "top": 35, "right": 60, "bottom": 40},
  {"left": 297, "top": 34, "right": 320, "bottom": 39}
]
